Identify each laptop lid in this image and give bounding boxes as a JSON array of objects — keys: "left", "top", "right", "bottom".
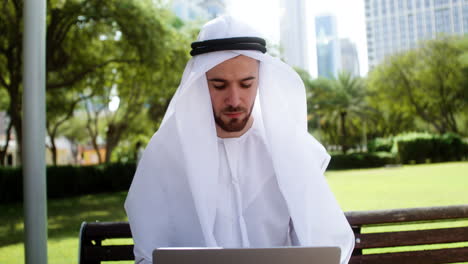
[{"left": 153, "top": 247, "right": 341, "bottom": 264}]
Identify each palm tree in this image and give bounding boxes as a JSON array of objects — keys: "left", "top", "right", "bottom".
[
  {"left": 296, "top": 69, "right": 368, "bottom": 153},
  {"left": 324, "top": 72, "right": 367, "bottom": 154}
]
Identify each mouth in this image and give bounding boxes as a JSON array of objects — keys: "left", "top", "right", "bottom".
[{"left": 224, "top": 112, "right": 244, "bottom": 118}]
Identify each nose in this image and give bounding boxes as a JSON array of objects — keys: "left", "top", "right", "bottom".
[{"left": 225, "top": 86, "right": 241, "bottom": 107}]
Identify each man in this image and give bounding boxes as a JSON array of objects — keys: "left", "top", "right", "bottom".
[{"left": 125, "top": 16, "right": 354, "bottom": 264}]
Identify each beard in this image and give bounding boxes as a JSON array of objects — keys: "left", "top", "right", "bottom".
[{"left": 214, "top": 105, "right": 254, "bottom": 132}]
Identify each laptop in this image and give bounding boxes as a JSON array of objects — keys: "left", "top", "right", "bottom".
[{"left": 153, "top": 247, "right": 341, "bottom": 264}]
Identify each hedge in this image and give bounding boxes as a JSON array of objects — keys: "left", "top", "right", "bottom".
[
  {"left": 0, "top": 163, "right": 136, "bottom": 204},
  {"left": 328, "top": 152, "right": 396, "bottom": 170},
  {"left": 392, "top": 132, "right": 467, "bottom": 164},
  {"left": 367, "top": 137, "right": 394, "bottom": 152},
  {"left": 2, "top": 153, "right": 398, "bottom": 203}
]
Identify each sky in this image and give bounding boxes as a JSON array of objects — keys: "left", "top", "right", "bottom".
[{"left": 226, "top": 0, "right": 368, "bottom": 77}]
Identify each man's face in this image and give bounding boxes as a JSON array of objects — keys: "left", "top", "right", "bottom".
[{"left": 206, "top": 55, "right": 259, "bottom": 132}]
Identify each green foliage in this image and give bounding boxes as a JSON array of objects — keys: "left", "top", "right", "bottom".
[
  {"left": 60, "top": 114, "right": 90, "bottom": 144},
  {"left": 1, "top": 0, "right": 192, "bottom": 163},
  {"left": 368, "top": 36, "right": 468, "bottom": 136},
  {"left": 392, "top": 132, "right": 467, "bottom": 164},
  {"left": 367, "top": 136, "right": 394, "bottom": 152},
  {"left": 298, "top": 70, "right": 369, "bottom": 152},
  {"left": 46, "top": 0, "right": 190, "bottom": 162},
  {"left": 328, "top": 152, "right": 396, "bottom": 170},
  {"left": 0, "top": 89, "right": 8, "bottom": 111},
  {"left": 0, "top": 163, "right": 136, "bottom": 204}
]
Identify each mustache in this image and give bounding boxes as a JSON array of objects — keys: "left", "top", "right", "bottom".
[{"left": 222, "top": 106, "right": 247, "bottom": 113}]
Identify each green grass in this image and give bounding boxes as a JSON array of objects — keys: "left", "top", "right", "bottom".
[
  {"left": 326, "top": 161, "right": 468, "bottom": 211},
  {"left": 0, "top": 192, "right": 130, "bottom": 264},
  {"left": 1, "top": 161, "right": 467, "bottom": 264},
  {"left": 326, "top": 161, "right": 468, "bottom": 260}
]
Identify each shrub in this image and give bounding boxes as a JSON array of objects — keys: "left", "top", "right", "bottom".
[
  {"left": 0, "top": 163, "right": 136, "bottom": 204},
  {"left": 0, "top": 166, "right": 22, "bottom": 204},
  {"left": 367, "top": 137, "right": 394, "bottom": 152},
  {"left": 392, "top": 132, "right": 467, "bottom": 164},
  {"left": 328, "top": 152, "right": 397, "bottom": 170}
]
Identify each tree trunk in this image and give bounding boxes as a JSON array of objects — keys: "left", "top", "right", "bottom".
[
  {"left": 105, "top": 138, "right": 117, "bottom": 163},
  {"left": 86, "top": 120, "right": 103, "bottom": 164},
  {"left": 85, "top": 103, "right": 103, "bottom": 164},
  {"left": 50, "top": 136, "right": 58, "bottom": 166},
  {"left": 105, "top": 123, "right": 126, "bottom": 163},
  {"left": 89, "top": 133, "right": 102, "bottom": 164},
  {"left": 340, "top": 110, "right": 348, "bottom": 154}
]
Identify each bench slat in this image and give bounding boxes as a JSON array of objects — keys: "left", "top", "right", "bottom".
[
  {"left": 82, "top": 245, "right": 134, "bottom": 261},
  {"left": 349, "top": 247, "right": 468, "bottom": 264},
  {"left": 354, "top": 226, "right": 468, "bottom": 249},
  {"left": 346, "top": 205, "right": 468, "bottom": 226},
  {"left": 83, "top": 222, "right": 132, "bottom": 240}
]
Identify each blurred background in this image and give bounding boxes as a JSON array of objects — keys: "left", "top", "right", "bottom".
[{"left": 0, "top": 0, "right": 467, "bottom": 263}]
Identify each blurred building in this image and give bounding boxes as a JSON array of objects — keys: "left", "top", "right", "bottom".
[
  {"left": 45, "top": 137, "right": 76, "bottom": 165},
  {"left": 280, "top": 0, "right": 310, "bottom": 72},
  {"left": 77, "top": 145, "right": 107, "bottom": 165},
  {"left": 340, "top": 38, "right": 361, "bottom": 77},
  {"left": 315, "top": 14, "right": 341, "bottom": 79},
  {"left": 172, "top": 0, "right": 226, "bottom": 21},
  {"left": 365, "top": 0, "right": 468, "bottom": 69}
]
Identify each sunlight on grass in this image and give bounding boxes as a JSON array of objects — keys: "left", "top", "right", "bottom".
[
  {"left": 0, "top": 191, "right": 129, "bottom": 264},
  {"left": 364, "top": 242, "right": 468, "bottom": 254},
  {"left": 363, "top": 219, "right": 468, "bottom": 233},
  {"left": 326, "top": 162, "right": 468, "bottom": 211}
]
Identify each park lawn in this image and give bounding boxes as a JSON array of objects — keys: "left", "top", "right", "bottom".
[
  {"left": 0, "top": 192, "right": 131, "bottom": 264},
  {"left": 327, "top": 161, "right": 468, "bottom": 257},
  {"left": 0, "top": 161, "right": 467, "bottom": 264},
  {"left": 326, "top": 161, "right": 468, "bottom": 211}
]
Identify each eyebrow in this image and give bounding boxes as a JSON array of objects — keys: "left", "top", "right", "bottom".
[{"left": 208, "top": 76, "right": 256, "bottom": 82}]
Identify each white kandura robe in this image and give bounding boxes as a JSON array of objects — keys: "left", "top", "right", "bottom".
[
  {"left": 126, "top": 15, "right": 355, "bottom": 264},
  {"left": 214, "top": 119, "right": 299, "bottom": 248}
]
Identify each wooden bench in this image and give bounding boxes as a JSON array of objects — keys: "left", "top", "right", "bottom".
[{"left": 79, "top": 205, "right": 468, "bottom": 264}]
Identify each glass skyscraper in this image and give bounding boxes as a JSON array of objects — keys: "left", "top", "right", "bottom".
[
  {"left": 340, "top": 38, "right": 361, "bottom": 77},
  {"left": 172, "top": 0, "right": 225, "bottom": 21},
  {"left": 280, "top": 0, "right": 309, "bottom": 72},
  {"left": 365, "top": 0, "right": 468, "bottom": 69},
  {"left": 315, "top": 15, "right": 341, "bottom": 79}
]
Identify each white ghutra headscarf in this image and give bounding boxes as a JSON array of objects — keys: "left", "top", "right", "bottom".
[{"left": 125, "top": 15, "right": 355, "bottom": 264}]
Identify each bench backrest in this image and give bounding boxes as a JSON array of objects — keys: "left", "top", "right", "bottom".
[
  {"left": 79, "top": 205, "right": 468, "bottom": 264},
  {"left": 347, "top": 205, "right": 468, "bottom": 264}
]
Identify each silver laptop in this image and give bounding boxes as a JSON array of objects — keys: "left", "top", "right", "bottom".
[{"left": 153, "top": 247, "right": 341, "bottom": 264}]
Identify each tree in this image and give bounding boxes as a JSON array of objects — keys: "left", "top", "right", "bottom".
[
  {"left": 365, "top": 77, "right": 418, "bottom": 138},
  {"left": 0, "top": 0, "right": 180, "bottom": 163},
  {"left": 59, "top": 113, "right": 89, "bottom": 164},
  {"left": 296, "top": 68, "right": 368, "bottom": 153},
  {"left": 46, "top": 87, "right": 94, "bottom": 165},
  {"left": 85, "top": 14, "right": 190, "bottom": 163},
  {"left": 0, "top": 0, "right": 23, "bottom": 162},
  {"left": 368, "top": 36, "right": 468, "bottom": 135},
  {"left": 324, "top": 72, "right": 368, "bottom": 153}
]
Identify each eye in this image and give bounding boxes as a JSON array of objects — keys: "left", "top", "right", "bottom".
[
  {"left": 241, "top": 83, "right": 252, "bottom": 89},
  {"left": 213, "top": 84, "right": 226, "bottom": 90}
]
